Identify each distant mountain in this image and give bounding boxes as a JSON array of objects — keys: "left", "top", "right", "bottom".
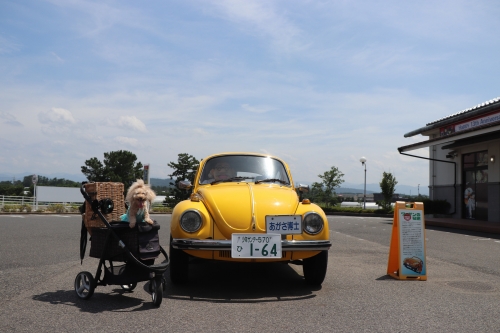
[
  {"left": 150, "top": 178, "right": 175, "bottom": 188},
  {"left": 0, "top": 172, "right": 87, "bottom": 183},
  {"left": 0, "top": 173, "right": 429, "bottom": 195},
  {"left": 1, "top": 173, "right": 176, "bottom": 188},
  {"left": 336, "top": 187, "right": 375, "bottom": 194}
]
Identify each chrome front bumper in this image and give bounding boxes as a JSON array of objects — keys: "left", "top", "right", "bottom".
[{"left": 171, "top": 238, "right": 332, "bottom": 251}]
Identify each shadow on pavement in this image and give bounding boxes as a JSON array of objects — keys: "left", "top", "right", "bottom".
[
  {"left": 32, "top": 287, "right": 159, "bottom": 313},
  {"left": 33, "top": 260, "right": 320, "bottom": 311},
  {"left": 163, "top": 260, "right": 319, "bottom": 303}
]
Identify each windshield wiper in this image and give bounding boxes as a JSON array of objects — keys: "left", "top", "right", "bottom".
[
  {"left": 210, "top": 176, "right": 255, "bottom": 185},
  {"left": 254, "top": 178, "right": 289, "bottom": 185}
]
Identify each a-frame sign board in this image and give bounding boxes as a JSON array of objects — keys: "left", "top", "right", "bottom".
[{"left": 387, "top": 201, "right": 427, "bottom": 281}]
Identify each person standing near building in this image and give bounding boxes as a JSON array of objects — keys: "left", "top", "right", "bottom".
[{"left": 464, "top": 183, "right": 475, "bottom": 219}]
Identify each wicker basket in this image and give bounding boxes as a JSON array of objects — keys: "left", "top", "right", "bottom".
[{"left": 83, "top": 182, "right": 126, "bottom": 230}]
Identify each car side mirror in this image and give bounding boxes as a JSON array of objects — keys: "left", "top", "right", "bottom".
[
  {"left": 296, "top": 184, "right": 309, "bottom": 202},
  {"left": 297, "top": 184, "right": 309, "bottom": 193},
  {"left": 178, "top": 180, "right": 192, "bottom": 190}
]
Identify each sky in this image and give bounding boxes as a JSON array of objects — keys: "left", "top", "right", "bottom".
[{"left": 1, "top": 0, "right": 500, "bottom": 193}]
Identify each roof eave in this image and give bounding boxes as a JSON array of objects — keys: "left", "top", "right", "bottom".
[{"left": 404, "top": 101, "right": 500, "bottom": 138}]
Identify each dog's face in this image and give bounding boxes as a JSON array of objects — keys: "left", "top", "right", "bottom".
[
  {"left": 132, "top": 188, "right": 148, "bottom": 208},
  {"left": 126, "top": 180, "right": 156, "bottom": 209}
]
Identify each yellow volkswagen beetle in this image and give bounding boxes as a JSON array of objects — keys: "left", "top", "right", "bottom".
[{"left": 169, "top": 152, "right": 331, "bottom": 286}]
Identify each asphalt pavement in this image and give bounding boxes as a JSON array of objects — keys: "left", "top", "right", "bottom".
[{"left": 1, "top": 214, "right": 500, "bottom": 332}]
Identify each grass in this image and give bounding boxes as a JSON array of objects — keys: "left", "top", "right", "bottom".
[{"left": 319, "top": 204, "right": 393, "bottom": 215}]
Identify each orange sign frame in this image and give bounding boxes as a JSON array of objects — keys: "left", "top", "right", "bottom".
[{"left": 387, "top": 201, "right": 427, "bottom": 281}]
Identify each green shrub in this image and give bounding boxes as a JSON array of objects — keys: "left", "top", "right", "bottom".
[
  {"left": 151, "top": 206, "right": 173, "bottom": 213},
  {"left": 46, "top": 204, "right": 66, "bottom": 213},
  {"left": 2, "top": 204, "right": 23, "bottom": 212},
  {"left": 421, "top": 199, "right": 451, "bottom": 215},
  {"left": 22, "top": 204, "right": 32, "bottom": 212},
  {"left": 322, "top": 205, "right": 393, "bottom": 215}
]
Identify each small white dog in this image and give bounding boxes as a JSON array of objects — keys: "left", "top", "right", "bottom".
[{"left": 124, "top": 179, "right": 156, "bottom": 228}]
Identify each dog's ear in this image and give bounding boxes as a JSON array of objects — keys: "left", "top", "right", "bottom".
[
  {"left": 126, "top": 180, "right": 141, "bottom": 203},
  {"left": 146, "top": 187, "right": 156, "bottom": 202},
  {"left": 125, "top": 184, "right": 134, "bottom": 203}
]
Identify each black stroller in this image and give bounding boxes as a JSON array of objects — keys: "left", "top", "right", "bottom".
[{"left": 75, "top": 183, "right": 169, "bottom": 307}]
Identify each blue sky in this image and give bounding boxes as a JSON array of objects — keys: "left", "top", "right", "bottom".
[{"left": 1, "top": 0, "right": 500, "bottom": 192}]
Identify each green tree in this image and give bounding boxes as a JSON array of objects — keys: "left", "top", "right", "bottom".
[
  {"left": 379, "top": 171, "right": 398, "bottom": 210},
  {"left": 309, "top": 181, "right": 331, "bottom": 204},
  {"left": 318, "top": 166, "right": 345, "bottom": 207},
  {"left": 166, "top": 153, "right": 200, "bottom": 206},
  {"left": 25, "top": 175, "right": 79, "bottom": 187},
  {"left": 0, "top": 182, "right": 24, "bottom": 196},
  {"left": 81, "top": 150, "right": 143, "bottom": 192}
]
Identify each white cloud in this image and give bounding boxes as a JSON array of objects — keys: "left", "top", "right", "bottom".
[
  {"left": 51, "top": 52, "right": 64, "bottom": 62},
  {"left": 241, "top": 104, "right": 274, "bottom": 114},
  {"left": 0, "top": 112, "right": 23, "bottom": 127},
  {"left": 38, "top": 108, "right": 76, "bottom": 125},
  {"left": 117, "top": 116, "right": 147, "bottom": 132},
  {"left": 0, "top": 34, "right": 20, "bottom": 54},
  {"left": 209, "top": 0, "right": 307, "bottom": 53},
  {"left": 115, "top": 136, "right": 138, "bottom": 147}
]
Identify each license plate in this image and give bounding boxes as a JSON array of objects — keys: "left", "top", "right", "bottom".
[
  {"left": 231, "top": 234, "right": 282, "bottom": 258},
  {"left": 265, "top": 215, "right": 302, "bottom": 234}
]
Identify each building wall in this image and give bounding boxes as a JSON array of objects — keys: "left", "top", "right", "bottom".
[
  {"left": 428, "top": 184, "right": 457, "bottom": 216},
  {"left": 428, "top": 136, "right": 500, "bottom": 222},
  {"left": 488, "top": 182, "right": 500, "bottom": 222}
]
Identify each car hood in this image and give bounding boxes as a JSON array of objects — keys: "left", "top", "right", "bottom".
[{"left": 198, "top": 184, "right": 298, "bottom": 238}]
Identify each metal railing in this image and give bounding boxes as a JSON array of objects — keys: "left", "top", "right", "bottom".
[
  {"left": 0, "top": 195, "right": 171, "bottom": 213},
  {"left": 0, "top": 195, "right": 35, "bottom": 207},
  {"left": 0, "top": 195, "right": 83, "bottom": 212}
]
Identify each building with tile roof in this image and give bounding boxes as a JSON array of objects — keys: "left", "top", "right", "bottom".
[{"left": 398, "top": 97, "right": 500, "bottom": 222}]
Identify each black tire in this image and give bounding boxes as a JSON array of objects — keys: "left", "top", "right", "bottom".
[
  {"left": 74, "top": 271, "right": 95, "bottom": 300},
  {"left": 303, "top": 250, "right": 328, "bottom": 286},
  {"left": 162, "top": 275, "right": 167, "bottom": 292},
  {"left": 151, "top": 278, "right": 163, "bottom": 307},
  {"left": 121, "top": 283, "right": 137, "bottom": 292},
  {"left": 169, "top": 236, "right": 189, "bottom": 284}
]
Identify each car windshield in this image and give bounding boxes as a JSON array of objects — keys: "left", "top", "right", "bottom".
[{"left": 199, "top": 155, "right": 291, "bottom": 185}]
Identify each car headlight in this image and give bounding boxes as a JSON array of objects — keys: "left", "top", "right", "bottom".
[
  {"left": 180, "top": 210, "right": 203, "bottom": 233},
  {"left": 303, "top": 212, "right": 324, "bottom": 235}
]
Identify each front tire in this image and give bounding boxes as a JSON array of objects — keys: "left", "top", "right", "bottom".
[
  {"left": 303, "top": 250, "right": 328, "bottom": 286},
  {"left": 169, "top": 236, "right": 189, "bottom": 284},
  {"left": 151, "top": 278, "right": 163, "bottom": 307},
  {"left": 74, "top": 271, "right": 95, "bottom": 300}
]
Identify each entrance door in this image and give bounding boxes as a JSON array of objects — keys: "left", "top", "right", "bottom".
[{"left": 462, "top": 151, "right": 489, "bottom": 220}]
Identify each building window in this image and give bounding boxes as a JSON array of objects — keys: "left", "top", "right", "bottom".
[{"left": 463, "top": 151, "right": 488, "bottom": 220}]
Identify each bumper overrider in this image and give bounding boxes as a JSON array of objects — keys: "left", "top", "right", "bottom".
[{"left": 172, "top": 238, "right": 332, "bottom": 251}]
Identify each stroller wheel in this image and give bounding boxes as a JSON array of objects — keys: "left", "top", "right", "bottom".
[
  {"left": 151, "top": 278, "right": 163, "bottom": 307},
  {"left": 150, "top": 276, "right": 167, "bottom": 292},
  {"left": 120, "top": 283, "right": 137, "bottom": 292},
  {"left": 74, "top": 271, "right": 95, "bottom": 300},
  {"left": 162, "top": 276, "right": 167, "bottom": 292}
]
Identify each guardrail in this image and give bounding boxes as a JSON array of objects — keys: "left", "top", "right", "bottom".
[
  {"left": 1, "top": 195, "right": 35, "bottom": 207},
  {"left": 1, "top": 195, "right": 170, "bottom": 213},
  {"left": 0, "top": 195, "right": 83, "bottom": 212}
]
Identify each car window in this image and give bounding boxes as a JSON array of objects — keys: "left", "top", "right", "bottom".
[{"left": 199, "top": 155, "right": 290, "bottom": 185}]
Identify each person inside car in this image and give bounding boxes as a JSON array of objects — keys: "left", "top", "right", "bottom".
[{"left": 202, "top": 161, "right": 236, "bottom": 183}]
